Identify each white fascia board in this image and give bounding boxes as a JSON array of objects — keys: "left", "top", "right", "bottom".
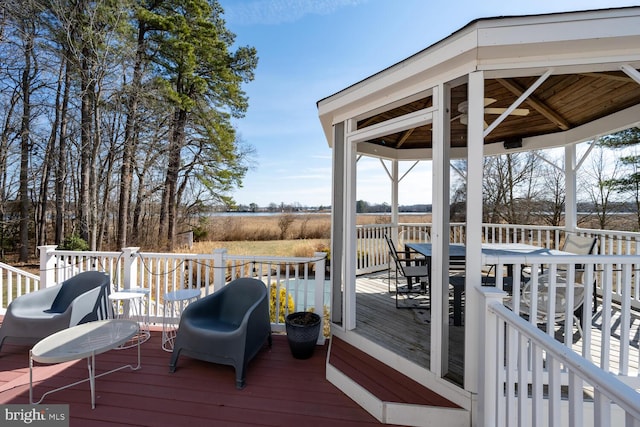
[
  {"left": 330, "top": 59, "right": 476, "bottom": 128},
  {"left": 479, "top": 51, "right": 640, "bottom": 74},
  {"left": 477, "top": 13, "right": 640, "bottom": 47},
  {"left": 347, "top": 107, "right": 434, "bottom": 144},
  {"left": 482, "top": 59, "right": 640, "bottom": 79},
  {"left": 357, "top": 142, "right": 432, "bottom": 161}
]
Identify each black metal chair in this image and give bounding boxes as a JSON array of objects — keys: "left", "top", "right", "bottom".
[
  {"left": 385, "top": 234, "right": 430, "bottom": 309},
  {"left": 169, "top": 277, "right": 272, "bottom": 389},
  {"left": 0, "top": 271, "right": 112, "bottom": 352}
]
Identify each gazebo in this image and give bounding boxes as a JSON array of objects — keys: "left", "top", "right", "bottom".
[{"left": 317, "top": 7, "right": 640, "bottom": 426}]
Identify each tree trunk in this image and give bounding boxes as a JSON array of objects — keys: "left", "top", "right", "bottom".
[
  {"left": 55, "top": 58, "right": 71, "bottom": 245},
  {"left": 118, "top": 23, "right": 146, "bottom": 248},
  {"left": 160, "top": 109, "right": 187, "bottom": 250},
  {"left": 18, "top": 22, "right": 34, "bottom": 262}
]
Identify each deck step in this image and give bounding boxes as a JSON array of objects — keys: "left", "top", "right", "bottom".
[{"left": 327, "top": 336, "right": 469, "bottom": 426}]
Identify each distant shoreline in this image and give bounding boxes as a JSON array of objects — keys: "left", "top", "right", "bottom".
[{"left": 209, "top": 211, "right": 431, "bottom": 217}]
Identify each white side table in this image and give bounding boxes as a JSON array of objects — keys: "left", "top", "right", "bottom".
[
  {"left": 162, "top": 288, "right": 201, "bottom": 352},
  {"left": 109, "top": 289, "right": 151, "bottom": 348}
]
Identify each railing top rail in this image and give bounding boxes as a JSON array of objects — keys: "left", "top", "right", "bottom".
[
  {"left": 225, "top": 254, "right": 327, "bottom": 263},
  {"left": 138, "top": 251, "right": 216, "bottom": 260},
  {"left": 51, "top": 249, "right": 123, "bottom": 257},
  {"left": 482, "top": 253, "right": 640, "bottom": 264},
  {"left": 578, "top": 227, "right": 640, "bottom": 239},
  {"left": 488, "top": 300, "right": 640, "bottom": 420},
  {"left": 0, "top": 262, "right": 39, "bottom": 281}
]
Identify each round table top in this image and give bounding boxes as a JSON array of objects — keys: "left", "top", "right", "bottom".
[
  {"left": 31, "top": 320, "right": 139, "bottom": 364},
  {"left": 164, "top": 288, "right": 201, "bottom": 302},
  {"left": 109, "top": 291, "right": 147, "bottom": 301}
]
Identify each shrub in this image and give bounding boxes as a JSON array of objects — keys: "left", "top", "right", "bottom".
[
  {"left": 59, "top": 233, "right": 89, "bottom": 251},
  {"left": 270, "top": 283, "right": 295, "bottom": 323}
]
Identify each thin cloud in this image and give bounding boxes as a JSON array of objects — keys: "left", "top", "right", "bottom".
[{"left": 223, "top": 0, "right": 369, "bottom": 26}]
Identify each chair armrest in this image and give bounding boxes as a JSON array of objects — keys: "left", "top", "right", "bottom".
[{"left": 8, "top": 285, "right": 62, "bottom": 311}]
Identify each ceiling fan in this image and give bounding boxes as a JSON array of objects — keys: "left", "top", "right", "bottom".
[{"left": 454, "top": 98, "right": 530, "bottom": 128}]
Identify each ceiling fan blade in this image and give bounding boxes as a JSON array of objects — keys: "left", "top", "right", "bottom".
[
  {"left": 483, "top": 98, "right": 497, "bottom": 107},
  {"left": 484, "top": 107, "right": 530, "bottom": 116},
  {"left": 457, "top": 98, "right": 497, "bottom": 114}
]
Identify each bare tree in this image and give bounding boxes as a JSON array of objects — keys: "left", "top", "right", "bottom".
[
  {"left": 580, "top": 141, "right": 621, "bottom": 229},
  {"left": 483, "top": 152, "right": 540, "bottom": 226},
  {"left": 537, "top": 153, "right": 565, "bottom": 227}
]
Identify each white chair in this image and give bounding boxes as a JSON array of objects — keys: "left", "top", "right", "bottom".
[
  {"left": 513, "top": 273, "right": 585, "bottom": 338},
  {"left": 522, "top": 233, "right": 597, "bottom": 279}
]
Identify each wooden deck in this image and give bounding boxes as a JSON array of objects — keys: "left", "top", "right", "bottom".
[
  {"left": 0, "top": 330, "right": 396, "bottom": 427},
  {"left": 354, "top": 271, "right": 640, "bottom": 387},
  {"left": 355, "top": 271, "right": 465, "bottom": 385}
]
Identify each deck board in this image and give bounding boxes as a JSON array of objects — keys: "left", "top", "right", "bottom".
[
  {"left": 0, "top": 331, "right": 395, "bottom": 427},
  {"left": 329, "top": 336, "right": 459, "bottom": 407},
  {"left": 355, "top": 271, "right": 640, "bottom": 389},
  {"left": 355, "top": 272, "right": 465, "bottom": 384}
]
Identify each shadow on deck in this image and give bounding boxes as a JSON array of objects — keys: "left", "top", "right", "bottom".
[
  {"left": 354, "top": 270, "right": 640, "bottom": 388},
  {"left": 355, "top": 271, "right": 465, "bottom": 385}
]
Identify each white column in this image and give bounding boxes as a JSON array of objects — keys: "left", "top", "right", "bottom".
[
  {"left": 466, "top": 71, "right": 485, "bottom": 419},
  {"left": 330, "top": 122, "right": 345, "bottom": 326},
  {"left": 430, "top": 84, "right": 450, "bottom": 376},
  {"left": 344, "top": 120, "right": 358, "bottom": 330},
  {"left": 565, "top": 144, "right": 578, "bottom": 232},
  {"left": 391, "top": 160, "right": 399, "bottom": 243}
]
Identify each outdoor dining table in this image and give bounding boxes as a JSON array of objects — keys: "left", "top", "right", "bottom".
[{"left": 404, "top": 242, "right": 574, "bottom": 326}]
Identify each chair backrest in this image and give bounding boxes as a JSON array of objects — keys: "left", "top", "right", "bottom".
[
  {"left": 562, "top": 234, "right": 597, "bottom": 255},
  {"left": 218, "top": 278, "right": 268, "bottom": 326},
  {"left": 384, "top": 234, "right": 403, "bottom": 272},
  {"left": 522, "top": 273, "right": 584, "bottom": 321},
  {"left": 49, "top": 271, "right": 110, "bottom": 314}
]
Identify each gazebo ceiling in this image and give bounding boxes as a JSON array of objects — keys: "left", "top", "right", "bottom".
[{"left": 356, "top": 70, "right": 640, "bottom": 151}]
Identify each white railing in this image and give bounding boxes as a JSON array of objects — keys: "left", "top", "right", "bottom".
[
  {"left": 356, "top": 224, "right": 392, "bottom": 274},
  {"left": 3, "top": 246, "right": 327, "bottom": 339},
  {"left": 482, "top": 254, "right": 640, "bottom": 381},
  {"left": 0, "top": 262, "right": 40, "bottom": 311},
  {"left": 483, "top": 289, "right": 640, "bottom": 427},
  {"left": 355, "top": 222, "right": 640, "bottom": 273}
]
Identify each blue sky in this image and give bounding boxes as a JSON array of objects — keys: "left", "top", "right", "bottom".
[{"left": 218, "top": 0, "right": 639, "bottom": 208}]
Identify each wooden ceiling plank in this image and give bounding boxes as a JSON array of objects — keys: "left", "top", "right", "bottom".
[
  {"left": 579, "top": 72, "right": 635, "bottom": 83},
  {"left": 496, "top": 78, "right": 571, "bottom": 131}
]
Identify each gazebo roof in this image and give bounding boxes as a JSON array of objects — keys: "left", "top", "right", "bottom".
[{"left": 317, "top": 7, "right": 640, "bottom": 159}]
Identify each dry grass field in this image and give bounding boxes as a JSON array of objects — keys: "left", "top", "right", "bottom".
[{"left": 190, "top": 213, "right": 431, "bottom": 258}]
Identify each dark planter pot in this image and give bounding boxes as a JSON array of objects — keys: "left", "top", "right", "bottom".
[{"left": 285, "top": 312, "right": 321, "bottom": 359}]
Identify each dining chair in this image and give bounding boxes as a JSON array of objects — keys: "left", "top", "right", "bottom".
[
  {"left": 385, "top": 234, "right": 430, "bottom": 309},
  {"left": 507, "top": 272, "right": 585, "bottom": 339}
]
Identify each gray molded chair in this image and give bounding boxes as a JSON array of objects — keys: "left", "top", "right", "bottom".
[
  {"left": 169, "top": 278, "right": 272, "bottom": 389},
  {"left": 0, "top": 271, "right": 112, "bottom": 352}
]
